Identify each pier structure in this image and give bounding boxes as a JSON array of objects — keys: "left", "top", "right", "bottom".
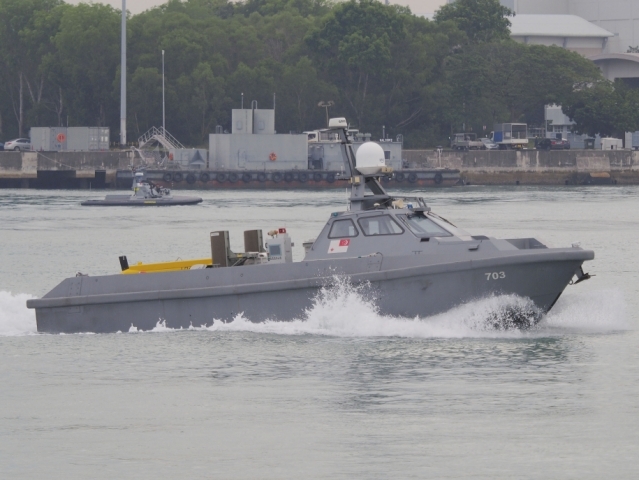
[
  {"left": 2, "top": 149, "right": 639, "bottom": 189},
  {"left": 402, "top": 149, "right": 639, "bottom": 185}
]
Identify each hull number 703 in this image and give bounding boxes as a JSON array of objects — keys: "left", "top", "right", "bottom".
[{"left": 485, "top": 271, "right": 506, "bottom": 280}]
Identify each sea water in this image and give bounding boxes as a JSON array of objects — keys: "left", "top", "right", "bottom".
[{"left": 0, "top": 186, "right": 638, "bottom": 478}]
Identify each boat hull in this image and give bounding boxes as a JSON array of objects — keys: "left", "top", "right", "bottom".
[
  {"left": 81, "top": 195, "right": 202, "bottom": 206},
  {"left": 28, "top": 249, "right": 593, "bottom": 334}
]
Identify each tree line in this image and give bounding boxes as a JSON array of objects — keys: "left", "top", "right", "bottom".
[{"left": 1, "top": 0, "right": 637, "bottom": 148}]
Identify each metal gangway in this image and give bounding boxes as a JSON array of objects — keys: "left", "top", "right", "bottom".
[
  {"left": 137, "top": 126, "right": 185, "bottom": 151},
  {"left": 133, "top": 146, "right": 166, "bottom": 165},
  {"left": 136, "top": 127, "right": 185, "bottom": 166}
]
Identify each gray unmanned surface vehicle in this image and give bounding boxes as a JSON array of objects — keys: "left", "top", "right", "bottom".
[
  {"left": 81, "top": 171, "right": 202, "bottom": 206},
  {"left": 28, "top": 118, "right": 594, "bottom": 333}
]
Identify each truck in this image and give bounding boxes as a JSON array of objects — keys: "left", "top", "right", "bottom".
[
  {"left": 450, "top": 133, "right": 484, "bottom": 151},
  {"left": 490, "top": 123, "right": 528, "bottom": 149}
]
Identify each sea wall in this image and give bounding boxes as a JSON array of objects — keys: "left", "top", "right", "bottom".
[
  {"left": 403, "top": 149, "right": 639, "bottom": 184},
  {"left": 0, "top": 151, "right": 138, "bottom": 188},
  {"left": 3, "top": 149, "right": 639, "bottom": 188}
]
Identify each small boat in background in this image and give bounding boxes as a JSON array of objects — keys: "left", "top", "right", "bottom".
[{"left": 81, "top": 171, "right": 202, "bottom": 206}]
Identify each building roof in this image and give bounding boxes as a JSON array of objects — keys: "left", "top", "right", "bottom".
[
  {"left": 589, "top": 53, "right": 639, "bottom": 63},
  {"left": 510, "top": 14, "right": 614, "bottom": 38}
]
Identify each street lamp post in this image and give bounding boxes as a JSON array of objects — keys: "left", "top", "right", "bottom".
[
  {"left": 162, "top": 49, "right": 165, "bottom": 136},
  {"left": 318, "top": 101, "right": 334, "bottom": 127},
  {"left": 120, "top": 0, "right": 126, "bottom": 146}
]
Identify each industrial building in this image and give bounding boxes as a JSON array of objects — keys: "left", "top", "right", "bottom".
[{"left": 209, "top": 108, "right": 308, "bottom": 171}]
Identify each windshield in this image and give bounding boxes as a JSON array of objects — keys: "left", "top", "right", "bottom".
[
  {"left": 358, "top": 215, "right": 403, "bottom": 236},
  {"left": 398, "top": 214, "right": 451, "bottom": 237}
]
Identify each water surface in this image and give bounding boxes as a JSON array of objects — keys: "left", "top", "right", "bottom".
[{"left": 1, "top": 186, "right": 637, "bottom": 478}]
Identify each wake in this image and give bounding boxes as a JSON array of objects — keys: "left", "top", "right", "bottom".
[
  {"left": 0, "top": 291, "right": 37, "bottom": 336},
  {"left": 189, "top": 279, "right": 628, "bottom": 339}
]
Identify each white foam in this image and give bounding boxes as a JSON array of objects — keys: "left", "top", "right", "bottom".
[
  {"left": 187, "top": 278, "right": 629, "bottom": 339},
  {"left": 0, "top": 291, "right": 37, "bottom": 336},
  {"left": 543, "top": 288, "right": 629, "bottom": 332}
]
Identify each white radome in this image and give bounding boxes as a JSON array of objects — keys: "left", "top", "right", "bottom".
[{"left": 355, "top": 142, "right": 386, "bottom": 175}]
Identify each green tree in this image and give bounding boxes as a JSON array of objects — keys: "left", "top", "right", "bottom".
[
  {"left": 563, "top": 80, "right": 639, "bottom": 137},
  {"left": 444, "top": 42, "right": 603, "bottom": 132},
  {"left": 52, "top": 3, "right": 121, "bottom": 127},
  {"left": 278, "top": 56, "right": 338, "bottom": 131},
  {"left": 226, "top": 61, "right": 276, "bottom": 111},
  {"left": 306, "top": 0, "right": 409, "bottom": 129},
  {"left": 0, "top": 0, "right": 63, "bottom": 136},
  {"left": 175, "top": 62, "right": 229, "bottom": 144},
  {"left": 434, "top": 0, "right": 513, "bottom": 44},
  {"left": 128, "top": 67, "right": 162, "bottom": 137}
]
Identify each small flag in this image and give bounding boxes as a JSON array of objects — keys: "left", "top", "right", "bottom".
[{"left": 328, "top": 238, "right": 350, "bottom": 253}]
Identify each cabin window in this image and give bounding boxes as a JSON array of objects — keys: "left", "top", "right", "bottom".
[
  {"left": 398, "top": 214, "right": 451, "bottom": 237},
  {"left": 358, "top": 215, "right": 403, "bottom": 236},
  {"left": 328, "top": 219, "right": 359, "bottom": 238}
]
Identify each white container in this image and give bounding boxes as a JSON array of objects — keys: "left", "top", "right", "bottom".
[{"left": 601, "top": 137, "right": 623, "bottom": 150}]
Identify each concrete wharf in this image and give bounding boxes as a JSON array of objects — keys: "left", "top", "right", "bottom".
[{"left": 1, "top": 149, "right": 638, "bottom": 189}]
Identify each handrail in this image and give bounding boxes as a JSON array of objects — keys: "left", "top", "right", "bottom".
[{"left": 137, "top": 126, "right": 185, "bottom": 150}]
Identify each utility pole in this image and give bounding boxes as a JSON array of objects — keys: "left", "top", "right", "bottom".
[
  {"left": 162, "top": 49, "right": 166, "bottom": 135},
  {"left": 120, "top": 0, "right": 126, "bottom": 146}
]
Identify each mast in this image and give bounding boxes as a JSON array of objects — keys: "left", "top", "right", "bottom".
[{"left": 329, "top": 119, "right": 393, "bottom": 211}]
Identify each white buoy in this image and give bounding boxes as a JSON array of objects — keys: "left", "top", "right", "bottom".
[{"left": 355, "top": 142, "right": 386, "bottom": 175}]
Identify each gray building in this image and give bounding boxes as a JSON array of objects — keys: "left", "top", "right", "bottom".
[
  {"left": 509, "top": 14, "right": 613, "bottom": 57},
  {"left": 501, "top": 0, "right": 639, "bottom": 55},
  {"left": 209, "top": 108, "right": 308, "bottom": 170},
  {"left": 500, "top": 0, "right": 639, "bottom": 81}
]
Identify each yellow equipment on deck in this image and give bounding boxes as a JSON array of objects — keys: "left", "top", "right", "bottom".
[
  {"left": 119, "top": 256, "right": 212, "bottom": 274},
  {"left": 118, "top": 229, "right": 268, "bottom": 274}
]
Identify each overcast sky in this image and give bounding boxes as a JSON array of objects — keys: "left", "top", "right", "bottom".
[{"left": 65, "top": 0, "right": 446, "bottom": 16}]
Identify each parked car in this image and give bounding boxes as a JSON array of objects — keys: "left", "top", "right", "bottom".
[
  {"left": 0, "top": 142, "right": 4, "bottom": 151},
  {"left": 4, "top": 138, "right": 31, "bottom": 151},
  {"left": 479, "top": 137, "right": 498, "bottom": 150},
  {"left": 535, "top": 138, "right": 570, "bottom": 150},
  {"left": 451, "top": 133, "right": 484, "bottom": 151}
]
